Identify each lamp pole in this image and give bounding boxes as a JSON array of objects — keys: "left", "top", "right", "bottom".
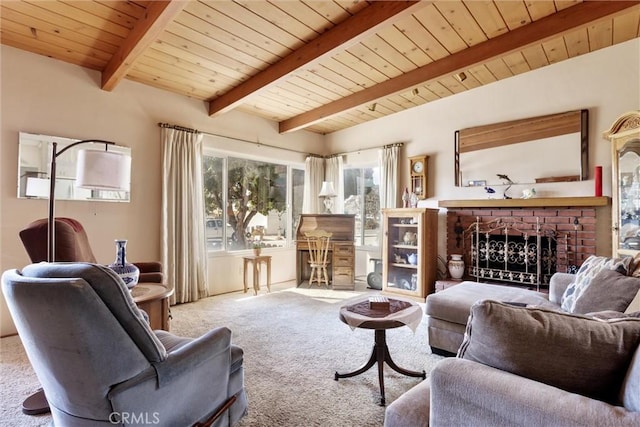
[{"left": 47, "top": 139, "right": 116, "bottom": 262}]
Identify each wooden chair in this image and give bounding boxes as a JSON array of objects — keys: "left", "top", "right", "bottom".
[{"left": 304, "top": 230, "right": 333, "bottom": 287}]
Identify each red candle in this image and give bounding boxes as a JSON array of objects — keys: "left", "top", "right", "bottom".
[{"left": 595, "top": 166, "right": 602, "bottom": 197}]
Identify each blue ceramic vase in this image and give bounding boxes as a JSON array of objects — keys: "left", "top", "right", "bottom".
[{"left": 108, "top": 239, "right": 140, "bottom": 289}]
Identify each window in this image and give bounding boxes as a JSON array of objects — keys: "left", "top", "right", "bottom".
[
  {"left": 291, "top": 168, "right": 305, "bottom": 235},
  {"left": 203, "top": 155, "right": 295, "bottom": 251},
  {"left": 343, "top": 166, "right": 380, "bottom": 247}
]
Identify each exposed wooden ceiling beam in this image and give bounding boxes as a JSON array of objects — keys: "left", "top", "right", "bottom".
[
  {"left": 279, "top": 1, "right": 640, "bottom": 134},
  {"left": 101, "top": 1, "right": 187, "bottom": 91},
  {"left": 207, "top": 0, "right": 429, "bottom": 117}
]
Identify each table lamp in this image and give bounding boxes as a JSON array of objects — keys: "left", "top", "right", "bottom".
[{"left": 319, "top": 181, "right": 337, "bottom": 214}]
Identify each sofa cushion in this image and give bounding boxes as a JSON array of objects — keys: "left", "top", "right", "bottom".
[
  {"left": 561, "top": 255, "right": 634, "bottom": 313},
  {"left": 572, "top": 269, "right": 640, "bottom": 314},
  {"left": 457, "top": 300, "right": 640, "bottom": 404},
  {"left": 425, "top": 281, "right": 553, "bottom": 325}
]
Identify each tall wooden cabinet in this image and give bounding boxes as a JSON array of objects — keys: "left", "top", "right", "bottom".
[
  {"left": 382, "top": 208, "right": 439, "bottom": 300},
  {"left": 603, "top": 111, "right": 640, "bottom": 258}
]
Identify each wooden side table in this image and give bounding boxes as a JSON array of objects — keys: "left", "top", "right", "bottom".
[
  {"left": 335, "top": 298, "right": 425, "bottom": 406},
  {"left": 132, "top": 283, "right": 173, "bottom": 331},
  {"left": 243, "top": 255, "right": 272, "bottom": 295}
]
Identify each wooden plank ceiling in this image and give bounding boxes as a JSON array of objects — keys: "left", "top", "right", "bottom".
[{"left": 2, "top": 1, "right": 639, "bottom": 135}]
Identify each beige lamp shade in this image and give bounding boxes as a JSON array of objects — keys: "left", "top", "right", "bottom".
[
  {"left": 76, "top": 149, "right": 131, "bottom": 191},
  {"left": 318, "top": 181, "right": 337, "bottom": 197}
]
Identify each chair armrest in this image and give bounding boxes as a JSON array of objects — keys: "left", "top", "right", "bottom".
[
  {"left": 549, "top": 272, "right": 575, "bottom": 304},
  {"left": 430, "top": 358, "right": 640, "bottom": 427},
  {"left": 108, "top": 328, "right": 234, "bottom": 426},
  {"left": 154, "top": 327, "right": 232, "bottom": 387}
]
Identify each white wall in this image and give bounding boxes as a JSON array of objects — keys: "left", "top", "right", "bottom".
[
  {"left": 0, "top": 45, "right": 323, "bottom": 336},
  {"left": 326, "top": 38, "right": 640, "bottom": 259}
]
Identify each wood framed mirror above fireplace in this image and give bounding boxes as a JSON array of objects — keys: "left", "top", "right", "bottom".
[{"left": 454, "top": 109, "right": 589, "bottom": 188}]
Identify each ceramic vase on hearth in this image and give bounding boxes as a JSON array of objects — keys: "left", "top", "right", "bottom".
[
  {"left": 448, "top": 254, "right": 465, "bottom": 280},
  {"left": 108, "top": 239, "right": 140, "bottom": 289}
]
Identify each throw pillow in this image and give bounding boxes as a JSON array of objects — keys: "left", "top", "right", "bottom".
[
  {"left": 457, "top": 300, "right": 640, "bottom": 404},
  {"left": 560, "top": 255, "right": 633, "bottom": 313},
  {"left": 572, "top": 269, "right": 640, "bottom": 314}
]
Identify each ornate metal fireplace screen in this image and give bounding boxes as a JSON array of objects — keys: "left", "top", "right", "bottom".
[{"left": 463, "top": 217, "right": 561, "bottom": 290}]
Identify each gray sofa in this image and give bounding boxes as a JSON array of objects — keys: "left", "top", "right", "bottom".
[
  {"left": 385, "top": 300, "right": 640, "bottom": 427},
  {"left": 425, "top": 273, "right": 573, "bottom": 355}
]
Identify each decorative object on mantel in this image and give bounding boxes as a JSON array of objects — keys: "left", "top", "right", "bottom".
[
  {"left": 497, "top": 174, "right": 514, "bottom": 199},
  {"left": 595, "top": 165, "right": 603, "bottom": 197},
  {"left": 522, "top": 188, "right": 536, "bottom": 199},
  {"left": 108, "top": 239, "right": 140, "bottom": 289},
  {"left": 484, "top": 186, "right": 496, "bottom": 197},
  {"left": 448, "top": 254, "right": 465, "bottom": 279}
]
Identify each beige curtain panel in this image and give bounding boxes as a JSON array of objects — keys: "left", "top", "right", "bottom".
[{"left": 161, "top": 127, "right": 209, "bottom": 304}]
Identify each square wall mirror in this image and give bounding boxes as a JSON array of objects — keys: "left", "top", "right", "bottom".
[{"left": 17, "top": 132, "right": 131, "bottom": 202}]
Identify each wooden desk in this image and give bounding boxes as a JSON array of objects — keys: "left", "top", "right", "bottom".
[
  {"left": 295, "top": 214, "right": 356, "bottom": 290},
  {"left": 243, "top": 255, "right": 272, "bottom": 295},
  {"left": 131, "top": 283, "right": 173, "bottom": 331}
]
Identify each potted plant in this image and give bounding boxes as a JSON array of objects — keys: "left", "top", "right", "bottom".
[{"left": 252, "top": 241, "right": 263, "bottom": 256}]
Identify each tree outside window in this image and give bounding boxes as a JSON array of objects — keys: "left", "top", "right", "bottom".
[{"left": 203, "top": 155, "right": 288, "bottom": 251}]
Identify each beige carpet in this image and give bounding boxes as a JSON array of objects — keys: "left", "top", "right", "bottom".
[{"left": 0, "top": 281, "right": 443, "bottom": 426}]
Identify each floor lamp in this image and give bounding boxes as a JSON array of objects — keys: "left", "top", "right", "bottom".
[
  {"left": 23, "top": 140, "right": 131, "bottom": 416},
  {"left": 47, "top": 140, "right": 131, "bottom": 262}
]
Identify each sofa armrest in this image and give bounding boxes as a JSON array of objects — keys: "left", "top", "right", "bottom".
[
  {"left": 430, "top": 358, "right": 640, "bottom": 427},
  {"left": 549, "top": 272, "right": 575, "bottom": 304}
]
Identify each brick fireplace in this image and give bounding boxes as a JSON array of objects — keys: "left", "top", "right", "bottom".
[{"left": 439, "top": 197, "right": 611, "bottom": 288}]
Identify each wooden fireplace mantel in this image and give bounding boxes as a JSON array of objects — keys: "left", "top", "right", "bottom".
[{"left": 438, "top": 196, "right": 610, "bottom": 209}]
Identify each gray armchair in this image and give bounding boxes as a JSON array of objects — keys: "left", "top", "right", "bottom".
[{"left": 2, "top": 262, "right": 247, "bottom": 426}]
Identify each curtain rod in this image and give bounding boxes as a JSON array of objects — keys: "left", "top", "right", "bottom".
[
  {"left": 158, "top": 123, "right": 403, "bottom": 158},
  {"left": 330, "top": 142, "right": 404, "bottom": 158},
  {"left": 158, "top": 122, "right": 313, "bottom": 155}
]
